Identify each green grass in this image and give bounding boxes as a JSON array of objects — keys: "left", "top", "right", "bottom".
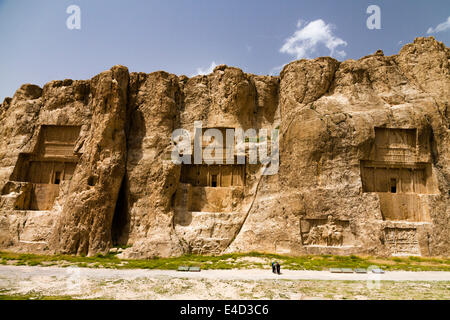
[
  {"left": 0, "top": 251, "right": 449, "bottom": 271},
  {"left": 0, "top": 294, "right": 76, "bottom": 300},
  {"left": 2, "top": 279, "right": 449, "bottom": 300}
]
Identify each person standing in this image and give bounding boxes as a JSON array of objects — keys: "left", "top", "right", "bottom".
[
  {"left": 276, "top": 261, "right": 281, "bottom": 275},
  {"left": 271, "top": 262, "right": 276, "bottom": 273}
]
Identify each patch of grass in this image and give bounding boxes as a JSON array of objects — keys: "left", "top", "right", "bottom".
[
  {"left": 0, "top": 250, "right": 449, "bottom": 271},
  {"left": 112, "top": 244, "right": 132, "bottom": 250}
]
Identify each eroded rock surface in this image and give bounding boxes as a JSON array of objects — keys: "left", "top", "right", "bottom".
[{"left": 0, "top": 37, "right": 448, "bottom": 258}]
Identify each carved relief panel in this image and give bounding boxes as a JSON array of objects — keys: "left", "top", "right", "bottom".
[
  {"left": 300, "top": 216, "right": 354, "bottom": 247},
  {"left": 384, "top": 227, "right": 420, "bottom": 255}
]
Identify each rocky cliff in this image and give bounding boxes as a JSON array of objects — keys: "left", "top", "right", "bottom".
[{"left": 0, "top": 37, "right": 448, "bottom": 258}]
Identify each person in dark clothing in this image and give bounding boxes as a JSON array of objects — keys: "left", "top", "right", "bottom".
[
  {"left": 276, "top": 262, "right": 281, "bottom": 275},
  {"left": 271, "top": 262, "right": 276, "bottom": 273}
]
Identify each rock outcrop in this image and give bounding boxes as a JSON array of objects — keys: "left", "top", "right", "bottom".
[{"left": 0, "top": 37, "right": 448, "bottom": 258}]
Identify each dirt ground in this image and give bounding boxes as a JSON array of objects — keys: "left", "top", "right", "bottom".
[{"left": 0, "top": 266, "right": 449, "bottom": 300}]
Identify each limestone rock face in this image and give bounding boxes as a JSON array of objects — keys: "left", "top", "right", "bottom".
[
  {"left": 121, "top": 71, "right": 185, "bottom": 258},
  {"left": 0, "top": 66, "right": 128, "bottom": 256},
  {"left": 181, "top": 65, "right": 258, "bottom": 129},
  {"left": 49, "top": 66, "right": 129, "bottom": 256},
  {"left": 0, "top": 37, "right": 448, "bottom": 258}
]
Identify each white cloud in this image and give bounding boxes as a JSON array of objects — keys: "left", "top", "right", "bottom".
[
  {"left": 280, "top": 19, "right": 347, "bottom": 60},
  {"left": 269, "top": 64, "right": 286, "bottom": 76},
  {"left": 427, "top": 16, "right": 450, "bottom": 34},
  {"left": 192, "top": 61, "right": 218, "bottom": 76},
  {"left": 296, "top": 19, "right": 306, "bottom": 28}
]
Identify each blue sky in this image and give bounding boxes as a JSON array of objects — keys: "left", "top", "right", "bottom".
[{"left": 0, "top": 0, "right": 449, "bottom": 101}]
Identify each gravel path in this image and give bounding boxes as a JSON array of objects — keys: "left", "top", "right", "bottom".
[
  {"left": 1, "top": 265, "right": 449, "bottom": 300},
  {"left": 1, "top": 265, "right": 449, "bottom": 281}
]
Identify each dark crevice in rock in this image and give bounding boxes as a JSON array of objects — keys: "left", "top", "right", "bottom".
[{"left": 111, "top": 175, "right": 130, "bottom": 246}]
